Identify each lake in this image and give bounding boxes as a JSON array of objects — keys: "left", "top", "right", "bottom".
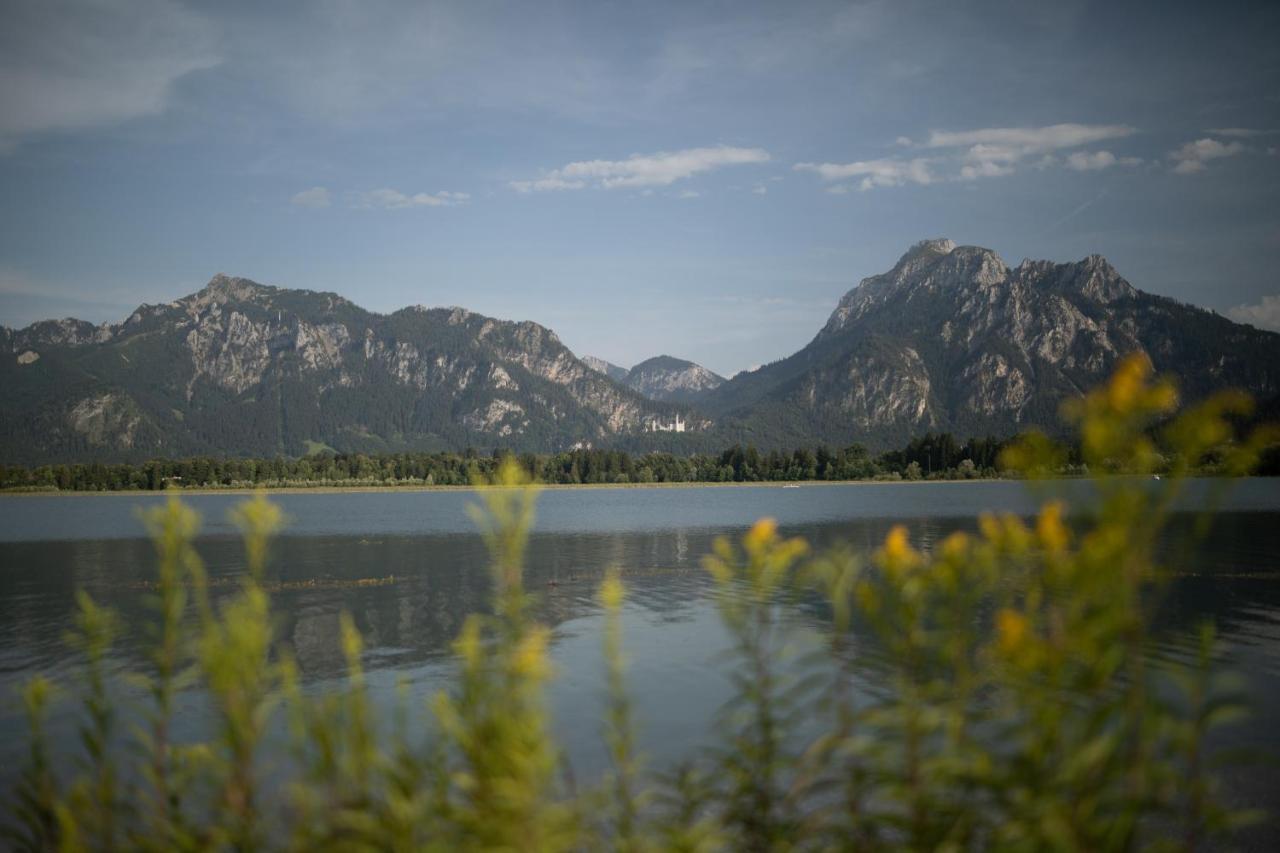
[{"left": 2, "top": 479, "right": 1279, "bottom": 842}]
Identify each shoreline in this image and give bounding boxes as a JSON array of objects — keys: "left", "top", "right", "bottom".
[{"left": 0, "top": 478, "right": 1028, "bottom": 497}]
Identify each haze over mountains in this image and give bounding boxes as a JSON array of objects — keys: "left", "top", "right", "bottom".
[{"left": 3, "top": 239, "right": 1278, "bottom": 464}]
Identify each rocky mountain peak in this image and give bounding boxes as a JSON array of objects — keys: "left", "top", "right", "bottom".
[
  {"left": 933, "top": 245, "right": 1009, "bottom": 288},
  {"left": 182, "top": 274, "right": 272, "bottom": 315},
  {"left": 823, "top": 239, "right": 1007, "bottom": 335},
  {"left": 1014, "top": 254, "right": 1136, "bottom": 304},
  {"left": 709, "top": 238, "right": 1280, "bottom": 450},
  {"left": 1070, "top": 254, "right": 1134, "bottom": 303},
  {"left": 823, "top": 241, "right": 1142, "bottom": 338},
  {"left": 624, "top": 355, "right": 725, "bottom": 403},
  {"left": 896, "top": 237, "right": 957, "bottom": 267}
]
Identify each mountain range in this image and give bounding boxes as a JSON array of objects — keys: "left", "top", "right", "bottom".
[{"left": 3, "top": 239, "right": 1278, "bottom": 464}]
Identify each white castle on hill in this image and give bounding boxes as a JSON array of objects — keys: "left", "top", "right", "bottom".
[{"left": 646, "top": 414, "right": 686, "bottom": 433}]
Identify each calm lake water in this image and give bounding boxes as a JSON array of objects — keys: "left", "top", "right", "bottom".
[{"left": 2, "top": 479, "right": 1280, "bottom": 841}]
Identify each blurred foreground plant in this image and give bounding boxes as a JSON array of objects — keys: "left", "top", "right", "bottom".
[{"left": 5, "top": 356, "right": 1274, "bottom": 851}]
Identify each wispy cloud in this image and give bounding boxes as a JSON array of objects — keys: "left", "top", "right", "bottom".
[
  {"left": 351, "top": 188, "right": 470, "bottom": 209},
  {"left": 794, "top": 157, "right": 933, "bottom": 191},
  {"left": 511, "top": 145, "right": 769, "bottom": 192},
  {"left": 929, "top": 123, "right": 1136, "bottom": 181},
  {"left": 1227, "top": 295, "right": 1280, "bottom": 331},
  {"left": 290, "top": 186, "right": 331, "bottom": 208},
  {"left": 923, "top": 123, "right": 1136, "bottom": 152},
  {"left": 1065, "top": 150, "right": 1142, "bottom": 171},
  {"left": 1169, "top": 138, "right": 1247, "bottom": 174},
  {"left": 798, "top": 124, "right": 1139, "bottom": 191},
  {"left": 0, "top": 0, "right": 219, "bottom": 152}
]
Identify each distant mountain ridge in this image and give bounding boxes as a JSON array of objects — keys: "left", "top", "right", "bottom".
[
  {"left": 4, "top": 241, "right": 1279, "bottom": 463},
  {"left": 701, "top": 238, "right": 1280, "bottom": 446},
  {"left": 581, "top": 353, "right": 725, "bottom": 403},
  {"left": 623, "top": 355, "right": 725, "bottom": 403},
  {"left": 0, "top": 275, "right": 697, "bottom": 463}
]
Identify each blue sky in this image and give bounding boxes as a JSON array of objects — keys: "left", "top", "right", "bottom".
[{"left": 1, "top": 0, "right": 1277, "bottom": 376}]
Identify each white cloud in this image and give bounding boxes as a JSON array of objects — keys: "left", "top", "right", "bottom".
[
  {"left": 1169, "top": 138, "right": 1246, "bottom": 174},
  {"left": 1227, "top": 295, "right": 1280, "bottom": 331},
  {"left": 938, "top": 124, "right": 1137, "bottom": 181},
  {"left": 803, "top": 124, "right": 1139, "bottom": 191},
  {"left": 509, "top": 177, "right": 586, "bottom": 193},
  {"left": 958, "top": 156, "right": 1015, "bottom": 181},
  {"left": 0, "top": 0, "right": 219, "bottom": 151},
  {"left": 291, "top": 186, "right": 331, "bottom": 208},
  {"left": 676, "top": 189, "right": 701, "bottom": 199},
  {"left": 1064, "top": 150, "right": 1142, "bottom": 171},
  {"left": 352, "top": 188, "right": 469, "bottom": 209},
  {"left": 751, "top": 185, "right": 767, "bottom": 195},
  {"left": 925, "top": 123, "right": 1136, "bottom": 152},
  {"left": 795, "top": 158, "right": 934, "bottom": 190},
  {"left": 511, "top": 145, "right": 769, "bottom": 192}
]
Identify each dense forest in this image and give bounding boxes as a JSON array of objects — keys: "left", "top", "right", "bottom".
[
  {"left": 4, "top": 423, "right": 1273, "bottom": 492},
  {"left": 0, "top": 433, "right": 1022, "bottom": 491}
]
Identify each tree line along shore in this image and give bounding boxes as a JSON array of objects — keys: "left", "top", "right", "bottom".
[{"left": 3, "top": 429, "right": 1273, "bottom": 493}]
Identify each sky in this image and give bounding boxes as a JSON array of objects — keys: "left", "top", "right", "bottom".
[{"left": 0, "top": 0, "right": 1277, "bottom": 377}]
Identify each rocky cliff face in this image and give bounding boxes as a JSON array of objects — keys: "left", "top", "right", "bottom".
[
  {"left": 0, "top": 275, "right": 693, "bottom": 463},
  {"left": 704, "top": 239, "right": 1280, "bottom": 448},
  {"left": 623, "top": 355, "right": 725, "bottom": 404},
  {"left": 581, "top": 355, "right": 629, "bottom": 382}
]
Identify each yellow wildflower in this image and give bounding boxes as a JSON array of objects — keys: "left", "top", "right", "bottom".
[
  {"left": 1106, "top": 354, "right": 1151, "bottom": 413},
  {"left": 939, "top": 531, "right": 970, "bottom": 561},
  {"left": 995, "top": 608, "right": 1029, "bottom": 656},
  {"left": 744, "top": 517, "right": 779, "bottom": 553},
  {"left": 1036, "top": 502, "right": 1069, "bottom": 554},
  {"left": 883, "top": 525, "right": 912, "bottom": 562},
  {"left": 512, "top": 627, "right": 551, "bottom": 680}
]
